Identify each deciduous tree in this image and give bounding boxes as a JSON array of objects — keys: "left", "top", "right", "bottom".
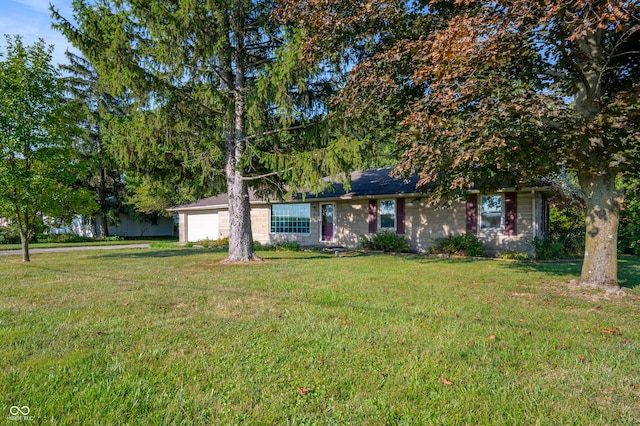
[
  {"left": 282, "top": 0, "right": 640, "bottom": 291},
  {"left": 0, "top": 36, "right": 96, "bottom": 261}
]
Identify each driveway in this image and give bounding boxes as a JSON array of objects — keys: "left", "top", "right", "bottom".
[{"left": 0, "top": 244, "right": 150, "bottom": 256}]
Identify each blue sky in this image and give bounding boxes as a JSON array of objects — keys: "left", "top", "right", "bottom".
[{"left": 1, "top": 0, "right": 76, "bottom": 66}]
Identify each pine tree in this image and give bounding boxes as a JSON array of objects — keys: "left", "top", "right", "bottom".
[
  {"left": 60, "top": 51, "right": 129, "bottom": 237},
  {"left": 52, "top": 0, "right": 356, "bottom": 262}
]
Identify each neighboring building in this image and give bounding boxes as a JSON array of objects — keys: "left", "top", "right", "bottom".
[
  {"left": 104, "top": 213, "right": 175, "bottom": 238},
  {"left": 47, "top": 213, "right": 175, "bottom": 238},
  {"left": 168, "top": 168, "right": 552, "bottom": 256}
]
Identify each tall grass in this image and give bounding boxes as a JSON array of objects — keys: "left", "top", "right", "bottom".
[{"left": 1, "top": 249, "right": 638, "bottom": 424}]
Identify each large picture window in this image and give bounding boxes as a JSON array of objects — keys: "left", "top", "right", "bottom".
[
  {"left": 480, "top": 195, "right": 502, "bottom": 230},
  {"left": 271, "top": 203, "right": 311, "bottom": 234},
  {"left": 378, "top": 199, "right": 396, "bottom": 230}
]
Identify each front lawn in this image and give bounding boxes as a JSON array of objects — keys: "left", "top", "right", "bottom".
[
  {"left": 0, "top": 237, "right": 177, "bottom": 251},
  {"left": 1, "top": 249, "right": 638, "bottom": 424}
]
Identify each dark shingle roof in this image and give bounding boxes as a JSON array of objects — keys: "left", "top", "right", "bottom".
[
  {"left": 301, "top": 167, "right": 421, "bottom": 199},
  {"left": 169, "top": 168, "right": 421, "bottom": 211}
]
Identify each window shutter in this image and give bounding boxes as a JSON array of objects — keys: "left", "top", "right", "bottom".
[
  {"left": 368, "top": 199, "right": 377, "bottom": 233},
  {"left": 466, "top": 194, "right": 478, "bottom": 235},
  {"left": 504, "top": 192, "right": 517, "bottom": 236},
  {"left": 396, "top": 198, "right": 405, "bottom": 234}
]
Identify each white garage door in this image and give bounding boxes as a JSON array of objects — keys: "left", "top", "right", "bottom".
[{"left": 187, "top": 212, "right": 219, "bottom": 242}]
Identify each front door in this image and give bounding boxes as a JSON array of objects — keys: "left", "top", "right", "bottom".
[{"left": 321, "top": 204, "right": 334, "bottom": 242}]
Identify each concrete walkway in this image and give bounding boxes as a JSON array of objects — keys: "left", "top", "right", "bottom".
[{"left": 0, "top": 244, "right": 150, "bottom": 256}]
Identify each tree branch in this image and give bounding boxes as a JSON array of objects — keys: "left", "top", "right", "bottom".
[{"left": 242, "top": 167, "right": 293, "bottom": 181}]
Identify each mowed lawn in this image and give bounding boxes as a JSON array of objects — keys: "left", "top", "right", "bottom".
[{"left": 1, "top": 248, "right": 639, "bottom": 425}]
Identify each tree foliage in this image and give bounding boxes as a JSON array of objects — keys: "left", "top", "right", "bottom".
[
  {"left": 281, "top": 0, "right": 640, "bottom": 290},
  {"left": 61, "top": 51, "right": 130, "bottom": 236},
  {"left": 53, "top": 0, "right": 358, "bottom": 261},
  {"left": 0, "top": 36, "right": 96, "bottom": 261}
]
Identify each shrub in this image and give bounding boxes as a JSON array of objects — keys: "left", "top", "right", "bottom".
[
  {"left": 253, "top": 241, "right": 273, "bottom": 251},
  {"left": 275, "top": 241, "right": 301, "bottom": 251},
  {"left": 36, "top": 233, "right": 94, "bottom": 244},
  {"left": 497, "top": 251, "right": 530, "bottom": 261},
  {"left": 428, "top": 233, "right": 483, "bottom": 257},
  {"left": 619, "top": 197, "right": 640, "bottom": 255},
  {"left": 0, "top": 225, "right": 21, "bottom": 244},
  {"left": 532, "top": 237, "right": 571, "bottom": 260},
  {"left": 196, "top": 237, "right": 229, "bottom": 250},
  {"left": 531, "top": 205, "right": 585, "bottom": 260},
  {"left": 359, "top": 230, "right": 410, "bottom": 253},
  {"left": 547, "top": 205, "right": 584, "bottom": 257}
]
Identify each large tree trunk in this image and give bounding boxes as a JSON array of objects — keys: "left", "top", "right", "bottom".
[
  {"left": 578, "top": 171, "right": 621, "bottom": 293},
  {"left": 226, "top": 163, "right": 258, "bottom": 262},
  {"left": 572, "top": 28, "right": 622, "bottom": 293},
  {"left": 223, "top": 6, "right": 259, "bottom": 263}
]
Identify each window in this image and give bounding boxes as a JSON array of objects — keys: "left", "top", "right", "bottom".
[
  {"left": 480, "top": 195, "right": 502, "bottom": 230},
  {"left": 271, "top": 203, "right": 311, "bottom": 234},
  {"left": 378, "top": 199, "right": 396, "bottom": 230}
]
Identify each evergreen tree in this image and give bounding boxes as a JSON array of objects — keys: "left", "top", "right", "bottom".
[
  {"left": 60, "top": 51, "right": 129, "bottom": 237},
  {"left": 52, "top": 0, "right": 356, "bottom": 262}
]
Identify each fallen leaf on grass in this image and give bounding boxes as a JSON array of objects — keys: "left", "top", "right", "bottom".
[
  {"left": 622, "top": 338, "right": 630, "bottom": 344},
  {"left": 297, "top": 387, "right": 310, "bottom": 395},
  {"left": 601, "top": 327, "right": 622, "bottom": 335},
  {"left": 440, "top": 377, "right": 454, "bottom": 386},
  {"left": 489, "top": 335, "right": 497, "bottom": 340}
]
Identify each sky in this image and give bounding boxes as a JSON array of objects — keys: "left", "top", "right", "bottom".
[{"left": 1, "top": 0, "right": 76, "bottom": 66}]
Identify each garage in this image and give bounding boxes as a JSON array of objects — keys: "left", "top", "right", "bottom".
[{"left": 186, "top": 211, "right": 219, "bottom": 242}]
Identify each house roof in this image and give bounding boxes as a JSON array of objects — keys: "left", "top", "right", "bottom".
[
  {"left": 167, "top": 190, "right": 261, "bottom": 212},
  {"left": 168, "top": 167, "right": 554, "bottom": 212},
  {"left": 168, "top": 168, "right": 421, "bottom": 212},
  {"left": 299, "top": 167, "right": 421, "bottom": 200}
]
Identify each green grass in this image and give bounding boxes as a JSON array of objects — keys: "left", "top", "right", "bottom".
[
  {"left": 1, "top": 249, "right": 639, "bottom": 424},
  {"left": 0, "top": 238, "right": 177, "bottom": 251}
]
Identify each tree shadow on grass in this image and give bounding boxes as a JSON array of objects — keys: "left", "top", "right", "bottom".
[
  {"left": 92, "top": 248, "right": 342, "bottom": 262},
  {"left": 503, "top": 255, "right": 639, "bottom": 289},
  {"left": 618, "top": 255, "right": 640, "bottom": 289},
  {"left": 88, "top": 247, "right": 214, "bottom": 260}
]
